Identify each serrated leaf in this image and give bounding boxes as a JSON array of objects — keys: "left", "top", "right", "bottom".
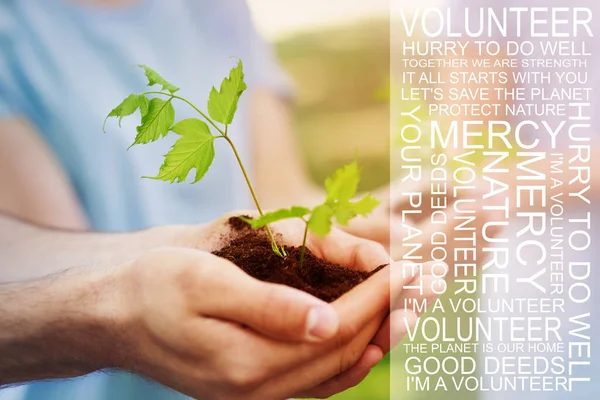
[
  {"left": 239, "top": 206, "right": 311, "bottom": 229},
  {"left": 146, "top": 118, "right": 215, "bottom": 183},
  {"left": 207, "top": 60, "right": 247, "bottom": 125},
  {"left": 104, "top": 94, "right": 149, "bottom": 132},
  {"left": 138, "top": 65, "right": 180, "bottom": 94},
  {"left": 132, "top": 98, "right": 175, "bottom": 146},
  {"left": 332, "top": 202, "right": 355, "bottom": 225},
  {"left": 325, "top": 160, "right": 360, "bottom": 203},
  {"left": 139, "top": 96, "right": 150, "bottom": 115},
  {"left": 308, "top": 204, "right": 335, "bottom": 237},
  {"left": 350, "top": 194, "right": 380, "bottom": 216},
  {"left": 332, "top": 195, "right": 379, "bottom": 226}
]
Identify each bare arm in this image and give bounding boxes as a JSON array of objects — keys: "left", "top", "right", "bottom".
[
  {"left": 0, "top": 212, "right": 143, "bottom": 384},
  {"left": 0, "top": 213, "right": 426, "bottom": 399},
  {"left": 0, "top": 118, "right": 88, "bottom": 230},
  {"left": 0, "top": 261, "right": 121, "bottom": 384},
  {"left": 0, "top": 118, "right": 90, "bottom": 279},
  {"left": 0, "top": 213, "right": 187, "bottom": 282}
]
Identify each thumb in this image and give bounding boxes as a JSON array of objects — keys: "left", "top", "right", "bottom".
[{"left": 198, "top": 254, "right": 340, "bottom": 343}]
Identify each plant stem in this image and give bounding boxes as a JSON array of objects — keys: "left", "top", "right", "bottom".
[
  {"left": 223, "top": 135, "right": 286, "bottom": 258},
  {"left": 142, "top": 92, "right": 225, "bottom": 136},
  {"left": 143, "top": 90, "right": 285, "bottom": 257},
  {"left": 299, "top": 221, "right": 309, "bottom": 270}
]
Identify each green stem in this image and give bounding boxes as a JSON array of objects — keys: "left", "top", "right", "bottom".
[
  {"left": 223, "top": 135, "right": 286, "bottom": 258},
  {"left": 143, "top": 91, "right": 285, "bottom": 257},
  {"left": 299, "top": 220, "right": 309, "bottom": 270},
  {"left": 142, "top": 92, "right": 225, "bottom": 136}
]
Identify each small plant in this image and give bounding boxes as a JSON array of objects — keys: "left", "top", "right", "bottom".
[
  {"left": 104, "top": 61, "right": 378, "bottom": 263},
  {"left": 240, "top": 160, "right": 379, "bottom": 268}
]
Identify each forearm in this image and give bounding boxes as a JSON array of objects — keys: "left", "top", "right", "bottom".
[
  {"left": 0, "top": 215, "right": 202, "bottom": 385},
  {"left": 0, "top": 266, "right": 123, "bottom": 385},
  {"left": 0, "top": 118, "right": 88, "bottom": 231},
  {"left": 0, "top": 214, "right": 195, "bottom": 282}
]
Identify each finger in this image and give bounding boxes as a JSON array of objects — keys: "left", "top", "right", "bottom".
[
  {"left": 371, "top": 309, "right": 420, "bottom": 354},
  {"left": 195, "top": 261, "right": 412, "bottom": 385},
  {"left": 388, "top": 176, "right": 434, "bottom": 221},
  {"left": 390, "top": 206, "right": 463, "bottom": 261},
  {"left": 392, "top": 273, "right": 445, "bottom": 311},
  {"left": 388, "top": 175, "right": 431, "bottom": 209},
  {"left": 258, "top": 307, "right": 384, "bottom": 399},
  {"left": 196, "top": 252, "right": 340, "bottom": 343},
  {"left": 371, "top": 267, "right": 444, "bottom": 354},
  {"left": 307, "top": 227, "right": 391, "bottom": 272},
  {"left": 293, "top": 344, "right": 384, "bottom": 399},
  {"left": 343, "top": 216, "right": 391, "bottom": 248},
  {"left": 332, "top": 261, "right": 417, "bottom": 343},
  {"left": 200, "top": 263, "right": 397, "bottom": 377}
]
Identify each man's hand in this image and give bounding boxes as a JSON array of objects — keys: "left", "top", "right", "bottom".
[
  {"left": 0, "top": 213, "right": 442, "bottom": 399},
  {"left": 120, "top": 215, "right": 441, "bottom": 399}
]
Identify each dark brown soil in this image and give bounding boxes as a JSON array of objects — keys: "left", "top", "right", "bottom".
[{"left": 212, "top": 216, "right": 386, "bottom": 302}]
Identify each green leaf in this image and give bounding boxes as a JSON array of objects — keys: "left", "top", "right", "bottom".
[
  {"left": 308, "top": 204, "right": 335, "bottom": 237},
  {"left": 239, "top": 206, "right": 311, "bottom": 229},
  {"left": 332, "top": 203, "right": 354, "bottom": 225},
  {"left": 132, "top": 98, "right": 175, "bottom": 146},
  {"left": 350, "top": 194, "right": 380, "bottom": 216},
  {"left": 207, "top": 60, "right": 247, "bottom": 125},
  {"left": 325, "top": 160, "right": 360, "bottom": 203},
  {"left": 139, "top": 65, "right": 180, "bottom": 94},
  {"left": 104, "top": 94, "right": 149, "bottom": 132},
  {"left": 333, "top": 194, "right": 380, "bottom": 225},
  {"left": 146, "top": 118, "right": 215, "bottom": 183}
]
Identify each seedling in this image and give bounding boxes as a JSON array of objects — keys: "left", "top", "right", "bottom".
[
  {"left": 104, "top": 61, "right": 379, "bottom": 263},
  {"left": 239, "top": 160, "right": 379, "bottom": 268},
  {"left": 105, "top": 61, "right": 288, "bottom": 256}
]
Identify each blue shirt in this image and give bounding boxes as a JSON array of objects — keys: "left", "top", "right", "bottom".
[{"left": 0, "top": 0, "right": 290, "bottom": 398}]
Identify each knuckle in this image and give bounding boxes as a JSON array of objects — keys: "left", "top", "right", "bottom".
[{"left": 174, "top": 258, "right": 205, "bottom": 294}]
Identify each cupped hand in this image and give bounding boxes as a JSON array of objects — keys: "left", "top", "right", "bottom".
[{"left": 112, "top": 213, "right": 443, "bottom": 400}]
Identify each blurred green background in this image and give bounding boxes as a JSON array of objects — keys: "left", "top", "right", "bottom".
[
  {"left": 277, "top": 19, "right": 391, "bottom": 399},
  {"left": 276, "top": 19, "right": 391, "bottom": 192},
  {"left": 278, "top": 20, "right": 391, "bottom": 399},
  {"left": 276, "top": 18, "right": 478, "bottom": 400}
]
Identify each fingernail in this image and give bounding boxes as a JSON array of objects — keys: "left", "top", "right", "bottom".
[{"left": 306, "top": 305, "right": 339, "bottom": 341}]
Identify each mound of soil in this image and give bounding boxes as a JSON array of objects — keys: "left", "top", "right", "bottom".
[{"left": 212, "top": 217, "right": 385, "bottom": 302}]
